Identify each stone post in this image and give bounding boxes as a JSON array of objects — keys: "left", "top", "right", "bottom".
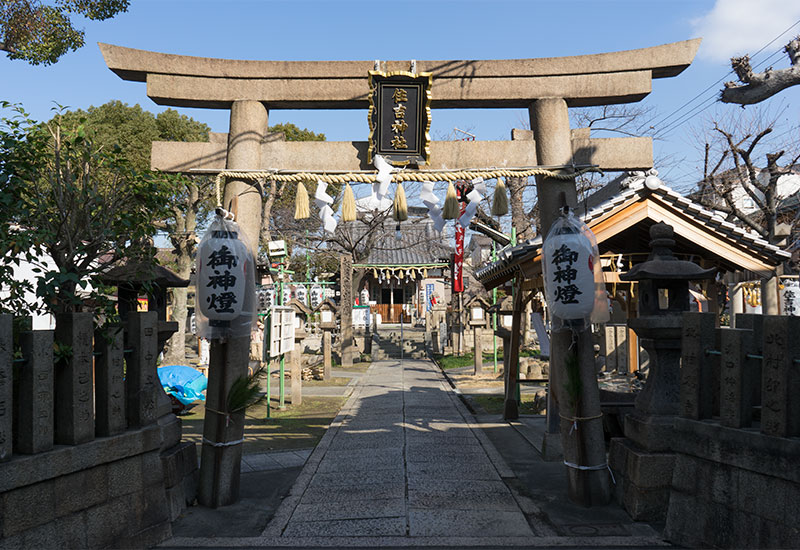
[
  {"left": 54, "top": 312, "right": 95, "bottom": 445},
  {"left": 290, "top": 327, "right": 304, "bottom": 406},
  {"left": 761, "top": 271, "right": 779, "bottom": 315},
  {"left": 322, "top": 330, "right": 332, "bottom": 380},
  {"left": 472, "top": 326, "right": 482, "bottom": 376},
  {"left": 16, "top": 329, "right": 54, "bottom": 454},
  {"left": 530, "top": 98, "right": 609, "bottom": 505},
  {"left": 679, "top": 313, "right": 716, "bottom": 420},
  {"left": 719, "top": 328, "right": 754, "bottom": 429},
  {"left": 125, "top": 311, "right": 160, "bottom": 429},
  {"left": 290, "top": 348, "right": 302, "bottom": 406},
  {"left": 199, "top": 99, "right": 267, "bottom": 507},
  {"left": 340, "top": 255, "right": 354, "bottom": 367},
  {"left": 0, "top": 315, "right": 11, "bottom": 460},
  {"left": 94, "top": 326, "right": 127, "bottom": 437},
  {"left": 761, "top": 315, "right": 800, "bottom": 437}
]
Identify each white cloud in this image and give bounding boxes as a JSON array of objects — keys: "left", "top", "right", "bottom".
[{"left": 692, "top": 0, "right": 800, "bottom": 63}]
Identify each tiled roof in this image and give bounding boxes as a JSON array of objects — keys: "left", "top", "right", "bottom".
[
  {"left": 475, "top": 174, "right": 791, "bottom": 288},
  {"left": 353, "top": 218, "right": 452, "bottom": 266}
]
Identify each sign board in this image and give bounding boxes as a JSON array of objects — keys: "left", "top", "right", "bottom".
[
  {"left": 368, "top": 70, "right": 432, "bottom": 166},
  {"left": 267, "top": 240, "right": 286, "bottom": 258},
  {"left": 353, "top": 305, "right": 370, "bottom": 328},
  {"left": 269, "top": 306, "right": 295, "bottom": 357}
]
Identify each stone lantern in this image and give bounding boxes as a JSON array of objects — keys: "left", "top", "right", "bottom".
[
  {"left": 465, "top": 295, "right": 491, "bottom": 376},
  {"left": 101, "top": 262, "right": 189, "bottom": 355},
  {"left": 315, "top": 299, "right": 338, "bottom": 379},
  {"left": 610, "top": 222, "right": 715, "bottom": 521},
  {"left": 287, "top": 298, "right": 312, "bottom": 405}
]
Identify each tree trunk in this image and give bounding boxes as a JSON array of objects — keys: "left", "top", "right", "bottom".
[
  {"left": 508, "top": 176, "right": 535, "bottom": 241},
  {"left": 162, "top": 182, "right": 199, "bottom": 366}
]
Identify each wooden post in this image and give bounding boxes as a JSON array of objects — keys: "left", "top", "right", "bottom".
[{"left": 504, "top": 276, "right": 523, "bottom": 420}]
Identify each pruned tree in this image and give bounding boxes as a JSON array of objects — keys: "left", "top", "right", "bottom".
[
  {"left": 695, "top": 117, "right": 800, "bottom": 246},
  {"left": 722, "top": 35, "right": 800, "bottom": 105},
  {"left": 0, "top": 0, "right": 128, "bottom": 65}
]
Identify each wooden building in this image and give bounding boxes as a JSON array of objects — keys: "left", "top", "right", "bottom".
[{"left": 475, "top": 172, "right": 791, "bottom": 371}]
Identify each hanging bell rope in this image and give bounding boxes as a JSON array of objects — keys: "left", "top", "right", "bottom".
[
  {"left": 393, "top": 182, "right": 408, "bottom": 222},
  {"left": 442, "top": 181, "right": 460, "bottom": 219},
  {"left": 491, "top": 177, "right": 509, "bottom": 217},
  {"left": 294, "top": 181, "right": 310, "bottom": 220},
  {"left": 341, "top": 182, "right": 357, "bottom": 222}
]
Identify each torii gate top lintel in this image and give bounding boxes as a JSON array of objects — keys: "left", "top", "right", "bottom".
[{"left": 99, "top": 39, "right": 700, "bottom": 109}]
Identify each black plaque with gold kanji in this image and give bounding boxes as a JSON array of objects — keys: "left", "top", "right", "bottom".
[{"left": 368, "top": 71, "right": 432, "bottom": 166}]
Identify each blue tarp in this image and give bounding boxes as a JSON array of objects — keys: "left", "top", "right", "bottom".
[{"left": 158, "top": 365, "right": 207, "bottom": 406}]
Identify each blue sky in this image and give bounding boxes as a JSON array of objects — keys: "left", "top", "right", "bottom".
[{"left": 3, "top": 0, "right": 800, "bottom": 194}]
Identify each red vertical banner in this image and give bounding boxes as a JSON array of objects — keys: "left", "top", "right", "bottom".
[{"left": 453, "top": 200, "right": 466, "bottom": 293}]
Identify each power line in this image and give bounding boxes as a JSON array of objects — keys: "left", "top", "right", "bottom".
[{"left": 645, "top": 18, "right": 800, "bottom": 134}]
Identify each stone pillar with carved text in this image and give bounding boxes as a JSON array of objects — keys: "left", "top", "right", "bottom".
[
  {"left": 54, "top": 313, "right": 95, "bottom": 445},
  {"left": 340, "top": 255, "right": 354, "bottom": 367}
]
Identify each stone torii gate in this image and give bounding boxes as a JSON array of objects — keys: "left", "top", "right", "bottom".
[{"left": 100, "top": 39, "right": 700, "bottom": 507}]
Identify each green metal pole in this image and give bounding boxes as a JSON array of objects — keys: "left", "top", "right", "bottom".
[
  {"left": 266, "top": 355, "right": 271, "bottom": 419},
  {"left": 278, "top": 259, "right": 286, "bottom": 409},
  {"left": 510, "top": 228, "right": 521, "bottom": 405},
  {"left": 492, "top": 242, "right": 498, "bottom": 374}
]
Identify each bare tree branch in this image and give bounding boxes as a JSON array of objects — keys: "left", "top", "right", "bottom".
[{"left": 721, "top": 36, "right": 800, "bottom": 104}]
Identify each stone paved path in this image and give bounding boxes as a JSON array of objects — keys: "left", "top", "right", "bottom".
[
  {"left": 265, "top": 358, "right": 538, "bottom": 542},
  {"left": 164, "top": 359, "right": 667, "bottom": 548}
]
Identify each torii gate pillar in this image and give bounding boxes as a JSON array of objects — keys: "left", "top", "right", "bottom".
[
  {"left": 198, "top": 100, "right": 266, "bottom": 508},
  {"left": 530, "top": 97, "right": 611, "bottom": 506},
  {"left": 224, "top": 99, "right": 267, "bottom": 250}
]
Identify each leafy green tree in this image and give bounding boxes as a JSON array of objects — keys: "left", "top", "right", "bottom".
[
  {"left": 59, "top": 101, "right": 213, "bottom": 363},
  {"left": 1, "top": 0, "right": 128, "bottom": 65},
  {"left": 0, "top": 104, "right": 172, "bottom": 316}
]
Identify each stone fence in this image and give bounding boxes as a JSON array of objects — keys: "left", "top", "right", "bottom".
[
  {"left": 0, "top": 312, "right": 196, "bottom": 548},
  {"left": 664, "top": 312, "right": 800, "bottom": 548}
]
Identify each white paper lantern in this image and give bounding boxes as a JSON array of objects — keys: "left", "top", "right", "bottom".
[
  {"left": 295, "top": 285, "right": 308, "bottom": 304},
  {"left": 197, "top": 232, "right": 248, "bottom": 321},
  {"left": 282, "top": 285, "right": 292, "bottom": 305},
  {"left": 543, "top": 231, "right": 596, "bottom": 321},
  {"left": 310, "top": 284, "right": 323, "bottom": 308},
  {"left": 780, "top": 280, "right": 800, "bottom": 316}
]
